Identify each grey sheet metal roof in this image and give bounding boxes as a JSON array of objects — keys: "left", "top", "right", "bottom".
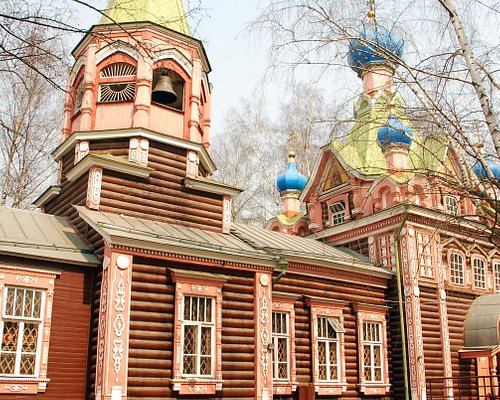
[
  {"left": 0, "top": 207, "right": 98, "bottom": 266},
  {"left": 464, "top": 293, "right": 500, "bottom": 348},
  {"left": 75, "top": 206, "right": 273, "bottom": 262},
  {"left": 76, "top": 206, "right": 391, "bottom": 278},
  {"left": 231, "top": 224, "right": 386, "bottom": 275}
]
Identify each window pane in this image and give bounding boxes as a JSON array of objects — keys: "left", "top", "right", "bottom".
[
  {"left": 183, "top": 296, "right": 190, "bottom": 320},
  {"left": 200, "top": 356, "right": 211, "bottom": 375},
  {"left": 191, "top": 297, "right": 198, "bottom": 321},
  {"left": 0, "top": 353, "right": 15, "bottom": 374},
  {"left": 15, "top": 289, "right": 24, "bottom": 317},
  {"left": 183, "top": 325, "right": 196, "bottom": 374},
  {"left": 22, "top": 323, "right": 38, "bottom": 353},
  {"left": 318, "top": 341, "right": 326, "bottom": 366},
  {"left": 363, "top": 345, "right": 371, "bottom": 380},
  {"left": 201, "top": 327, "right": 211, "bottom": 356},
  {"left": 206, "top": 298, "right": 212, "bottom": 322},
  {"left": 1, "top": 321, "right": 19, "bottom": 352},
  {"left": 4, "top": 288, "right": 15, "bottom": 316},
  {"left": 20, "top": 354, "right": 36, "bottom": 375},
  {"left": 329, "top": 342, "right": 338, "bottom": 380},
  {"left": 32, "top": 291, "right": 41, "bottom": 319},
  {"left": 24, "top": 290, "right": 34, "bottom": 318}
]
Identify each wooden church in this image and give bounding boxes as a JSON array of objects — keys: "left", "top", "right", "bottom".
[{"left": 0, "top": 1, "right": 498, "bottom": 400}]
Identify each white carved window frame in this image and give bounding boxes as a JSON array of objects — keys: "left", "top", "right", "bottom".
[
  {"left": 494, "top": 260, "right": 500, "bottom": 293},
  {"left": 444, "top": 195, "right": 459, "bottom": 216},
  {"left": 306, "top": 297, "right": 347, "bottom": 396},
  {"left": 416, "top": 231, "right": 434, "bottom": 279},
  {"left": 353, "top": 303, "right": 390, "bottom": 396},
  {"left": 0, "top": 265, "right": 59, "bottom": 395},
  {"left": 330, "top": 201, "right": 346, "bottom": 226},
  {"left": 170, "top": 269, "right": 226, "bottom": 395},
  {"left": 448, "top": 250, "right": 465, "bottom": 286},
  {"left": 472, "top": 256, "right": 487, "bottom": 290},
  {"left": 271, "top": 295, "right": 298, "bottom": 395},
  {"left": 378, "top": 234, "right": 395, "bottom": 270}
]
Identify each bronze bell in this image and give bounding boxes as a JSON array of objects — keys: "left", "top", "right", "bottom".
[{"left": 152, "top": 74, "right": 177, "bottom": 105}]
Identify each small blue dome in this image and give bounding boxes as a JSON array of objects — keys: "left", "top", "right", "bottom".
[
  {"left": 472, "top": 158, "right": 500, "bottom": 180},
  {"left": 377, "top": 114, "right": 414, "bottom": 149},
  {"left": 277, "top": 152, "right": 307, "bottom": 193},
  {"left": 348, "top": 23, "right": 404, "bottom": 75}
]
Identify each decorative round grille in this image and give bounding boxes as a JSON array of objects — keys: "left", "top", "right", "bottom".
[
  {"left": 99, "top": 82, "right": 136, "bottom": 102},
  {"left": 100, "top": 62, "right": 136, "bottom": 78}
]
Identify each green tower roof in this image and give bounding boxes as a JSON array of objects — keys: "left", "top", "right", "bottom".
[
  {"left": 332, "top": 92, "right": 449, "bottom": 182},
  {"left": 100, "top": 0, "right": 191, "bottom": 36}
]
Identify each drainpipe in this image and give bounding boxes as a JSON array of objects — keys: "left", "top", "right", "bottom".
[
  {"left": 394, "top": 208, "right": 410, "bottom": 400},
  {"left": 273, "top": 258, "right": 288, "bottom": 286}
]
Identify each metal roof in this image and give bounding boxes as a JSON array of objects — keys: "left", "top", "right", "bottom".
[
  {"left": 75, "top": 206, "right": 270, "bottom": 260},
  {"left": 464, "top": 293, "right": 500, "bottom": 348},
  {"left": 76, "top": 206, "right": 391, "bottom": 277},
  {"left": 0, "top": 207, "right": 98, "bottom": 266}
]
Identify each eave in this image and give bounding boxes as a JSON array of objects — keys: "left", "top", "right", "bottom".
[
  {"left": 33, "top": 185, "right": 61, "bottom": 208},
  {"left": 184, "top": 177, "right": 243, "bottom": 197},
  {"left": 72, "top": 22, "right": 211, "bottom": 73},
  {"left": 66, "top": 153, "right": 152, "bottom": 182},
  {"left": 308, "top": 203, "right": 491, "bottom": 243},
  {"left": 52, "top": 127, "right": 217, "bottom": 174}
]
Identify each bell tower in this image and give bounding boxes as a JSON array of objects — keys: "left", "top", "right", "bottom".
[{"left": 36, "top": 0, "right": 239, "bottom": 234}]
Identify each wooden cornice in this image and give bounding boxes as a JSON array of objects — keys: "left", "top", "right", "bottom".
[
  {"left": 65, "top": 153, "right": 152, "bottom": 182},
  {"left": 52, "top": 127, "right": 216, "bottom": 174}
]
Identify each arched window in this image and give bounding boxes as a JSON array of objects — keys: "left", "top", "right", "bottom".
[
  {"left": 444, "top": 196, "right": 459, "bottom": 216},
  {"left": 98, "top": 62, "right": 137, "bottom": 103},
  {"left": 73, "top": 78, "right": 84, "bottom": 115},
  {"left": 380, "top": 189, "right": 390, "bottom": 209},
  {"left": 449, "top": 252, "right": 464, "bottom": 285},
  {"left": 494, "top": 261, "right": 500, "bottom": 292},
  {"left": 472, "top": 257, "right": 486, "bottom": 289},
  {"left": 330, "top": 202, "right": 346, "bottom": 226}
]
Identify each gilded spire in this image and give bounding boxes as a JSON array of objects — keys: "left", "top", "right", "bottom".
[{"left": 100, "top": 0, "right": 191, "bottom": 36}]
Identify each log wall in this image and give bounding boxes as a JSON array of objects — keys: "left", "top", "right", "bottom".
[
  {"left": 446, "top": 289, "right": 476, "bottom": 398},
  {"left": 126, "top": 258, "right": 256, "bottom": 400},
  {"left": 420, "top": 284, "right": 444, "bottom": 397},
  {"left": 273, "top": 273, "right": 390, "bottom": 400},
  {"left": 0, "top": 258, "right": 93, "bottom": 400},
  {"left": 95, "top": 141, "right": 224, "bottom": 231},
  {"left": 387, "top": 278, "right": 405, "bottom": 400}
]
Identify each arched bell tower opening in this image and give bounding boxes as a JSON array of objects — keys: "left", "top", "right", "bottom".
[{"left": 152, "top": 67, "right": 184, "bottom": 111}]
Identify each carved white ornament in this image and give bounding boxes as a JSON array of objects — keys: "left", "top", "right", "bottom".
[
  {"left": 188, "top": 386, "right": 208, "bottom": 393},
  {"left": 4, "top": 385, "right": 27, "bottom": 392},
  {"left": 86, "top": 166, "right": 102, "bottom": 208},
  {"left": 115, "top": 278, "right": 126, "bottom": 312},
  {"left": 74, "top": 140, "right": 89, "bottom": 164},
  {"left": 16, "top": 275, "right": 37, "bottom": 284},
  {"left": 129, "top": 137, "right": 149, "bottom": 164},
  {"left": 261, "top": 349, "right": 269, "bottom": 380},
  {"left": 116, "top": 255, "right": 130, "bottom": 270},
  {"left": 114, "top": 314, "right": 125, "bottom": 337},
  {"left": 186, "top": 150, "right": 199, "bottom": 177},
  {"left": 222, "top": 197, "right": 232, "bottom": 231},
  {"left": 98, "top": 341, "right": 105, "bottom": 372},
  {"left": 112, "top": 339, "right": 124, "bottom": 374},
  {"left": 191, "top": 285, "right": 207, "bottom": 293}
]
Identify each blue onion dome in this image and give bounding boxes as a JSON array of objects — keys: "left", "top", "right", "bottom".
[
  {"left": 377, "top": 114, "right": 414, "bottom": 149},
  {"left": 277, "top": 152, "right": 308, "bottom": 193},
  {"left": 472, "top": 157, "right": 500, "bottom": 180},
  {"left": 348, "top": 15, "right": 404, "bottom": 76}
]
